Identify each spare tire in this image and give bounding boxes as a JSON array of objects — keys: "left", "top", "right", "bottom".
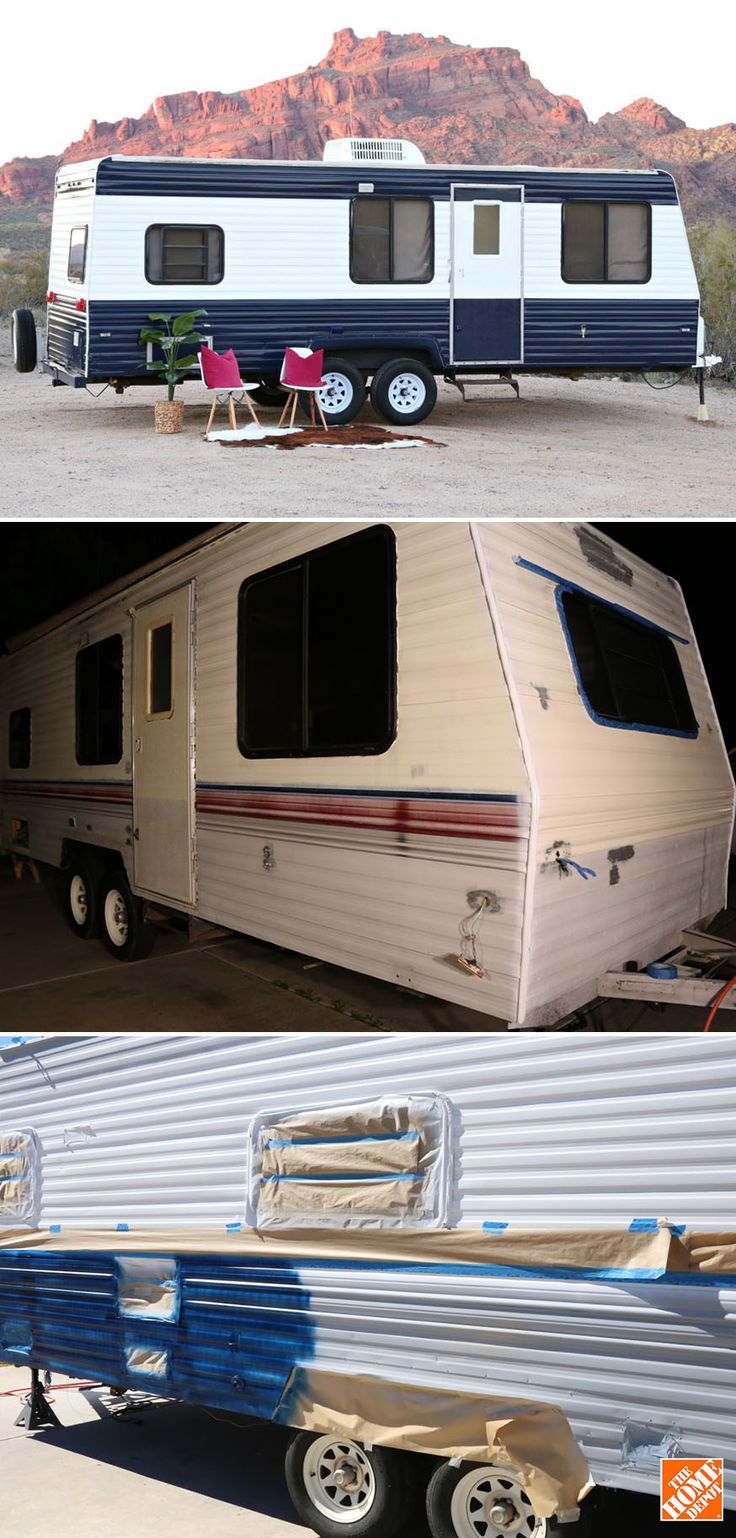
[{"left": 11, "top": 309, "right": 37, "bottom": 374}]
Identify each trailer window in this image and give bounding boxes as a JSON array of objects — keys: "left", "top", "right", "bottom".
[
  {"left": 8, "top": 708, "right": 31, "bottom": 769},
  {"left": 76, "top": 634, "right": 124, "bottom": 765},
  {"left": 562, "top": 201, "right": 650, "bottom": 282},
  {"left": 238, "top": 526, "right": 396, "bottom": 757},
  {"left": 147, "top": 619, "right": 173, "bottom": 718},
  {"left": 67, "top": 225, "right": 88, "bottom": 283},
  {"left": 0, "top": 1130, "right": 40, "bottom": 1226},
  {"left": 145, "top": 225, "right": 224, "bottom": 284},
  {"left": 473, "top": 204, "right": 500, "bottom": 255},
  {"left": 559, "top": 589, "right": 697, "bottom": 734},
  {"left": 351, "top": 198, "right": 433, "bottom": 282},
  {"left": 247, "top": 1094, "right": 452, "bottom": 1230}
]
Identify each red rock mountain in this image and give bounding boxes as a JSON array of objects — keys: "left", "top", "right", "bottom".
[{"left": 2, "top": 29, "right": 735, "bottom": 221}]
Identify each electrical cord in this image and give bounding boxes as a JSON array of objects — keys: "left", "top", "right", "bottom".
[{"left": 703, "top": 973, "right": 736, "bottom": 1031}]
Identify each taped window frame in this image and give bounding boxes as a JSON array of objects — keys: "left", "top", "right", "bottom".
[
  {"left": 246, "top": 1093, "right": 453, "bottom": 1231},
  {"left": 0, "top": 1129, "right": 40, "bottom": 1227}
]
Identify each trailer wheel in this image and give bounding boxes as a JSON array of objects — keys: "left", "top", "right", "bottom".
[
  {"left": 426, "top": 1462, "right": 554, "bottom": 1538},
  {"left": 11, "top": 309, "right": 37, "bottom": 373},
  {"left": 251, "top": 381, "right": 287, "bottom": 408},
  {"left": 302, "top": 358, "right": 366, "bottom": 425},
  {"left": 285, "top": 1431, "right": 415, "bottom": 1538},
  {"left": 370, "top": 358, "right": 437, "bottom": 425},
  {"left": 65, "top": 854, "right": 104, "bottom": 940},
  {"left": 99, "top": 871, "right": 155, "bottom": 963}
]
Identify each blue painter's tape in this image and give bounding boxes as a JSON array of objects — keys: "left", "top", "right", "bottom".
[
  {"left": 49, "top": 1224, "right": 61, "bottom": 1233},
  {"left": 482, "top": 1222, "right": 509, "bottom": 1233},
  {"left": 557, "top": 857, "right": 597, "bottom": 880},
  {"left": 267, "top": 1131, "right": 420, "bottom": 1147},
  {"left": 629, "top": 1218, "right": 659, "bottom": 1232},
  {"left": 262, "top": 1172, "right": 420, "bottom": 1184},
  {"left": 513, "top": 556, "right": 691, "bottom": 645},
  {"left": 226, "top": 1222, "right": 242, "bottom": 1232},
  {"left": 116, "top": 1223, "right": 129, "bottom": 1232}
]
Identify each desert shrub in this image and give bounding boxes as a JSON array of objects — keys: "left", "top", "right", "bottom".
[
  {"left": 0, "top": 248, "right": 49, "bottom": 319},
  {"left": 688, "top": 219, "right": 736, "bottom": 379}
]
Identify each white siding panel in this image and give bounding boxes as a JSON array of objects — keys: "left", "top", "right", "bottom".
[{"left": 524, "top": 204, "right": 699, "bottom": 300}]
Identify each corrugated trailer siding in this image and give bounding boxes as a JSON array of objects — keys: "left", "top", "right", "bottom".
[
  {"left": 2, "top": 1032, "right": 735, "bottom": 1229},
  {"left": 1, "top": 1033, "right": 735, "bottom": 1503},
  {"left": 481, "top": 523, "right": 734, "bottom": 1018}
]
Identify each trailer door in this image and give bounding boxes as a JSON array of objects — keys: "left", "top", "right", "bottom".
[
  {"left": 450, "top": 184, "right": 523, "bottom": 365},
  {"left": 132, "top": 582, "right": 195, "bottom": 906}
]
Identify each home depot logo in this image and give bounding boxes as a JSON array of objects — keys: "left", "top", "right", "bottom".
[{"left": 661, "top": 1459, "right": 723, "bottom": 1521}]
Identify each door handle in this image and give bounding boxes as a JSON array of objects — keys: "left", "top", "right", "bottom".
[
  {"left": 132, "top": 828, "right": 140, "bottom": 840},
  {"left": 135, "top": 737, "right": 142, "bottom": 752}
]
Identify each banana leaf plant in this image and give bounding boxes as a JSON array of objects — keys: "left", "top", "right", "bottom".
[{"left": 139, "top": 311, "right": 208, "bottom": 401}]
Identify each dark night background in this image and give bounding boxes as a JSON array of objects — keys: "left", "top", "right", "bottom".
[{"left": 0, "top": 521, "right": 732, "bottom": 744}]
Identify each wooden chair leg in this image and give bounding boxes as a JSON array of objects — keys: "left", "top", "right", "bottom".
[
  {"left": 315, "top": 394, "right": 329, "bottom": 431},
  {"left": 243, "top": 392, "right": 261, "bottom": 427},
  {"left": 206, "top": 396, "right": 217, "bottom": 435},
  {"left": 228, "top": 394, "right": 237, "bottom": 431},
  {"left": 289, "top": 391, "right": 299, "bottom": 429},
  {"left": 310, "top": 395, "right": 316, "bottom": 427},
  {"left": 278, "top": 392, "right": 292, "bottom": 428}
]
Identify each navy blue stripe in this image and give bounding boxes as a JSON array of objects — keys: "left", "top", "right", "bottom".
[
  {"left": 524, "top": 299, "right": 699, "bottom": 368},
  {"left": 94, "top": 157, "right": 679, "bottom": 205},
  {"left": 197, "top": 784, "right": 520, "bottom": 802}
]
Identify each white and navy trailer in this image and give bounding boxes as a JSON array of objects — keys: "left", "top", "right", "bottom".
[
  {"left": 11, "top": 138, "right": 711, "bottom": 424},
  {"left": 1, "top": 1030, "right": 735, "bottom": 1535},
  {"left": 0, "top": 521, "right": 733, "bottom": 1028}
]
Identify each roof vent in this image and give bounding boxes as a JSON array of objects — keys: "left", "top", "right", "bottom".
[{"left": 323, "top": 137, "right": 426, "bottom": 166}]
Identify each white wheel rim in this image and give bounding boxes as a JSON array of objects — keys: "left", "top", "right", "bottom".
[
  {"left": 317, "top": 372, "right": 353, "bottom": 413},
  {"left": 449, "top": 1467, "right": 545, "bottom": 1538},
  {"left": 69, "top": 874, "right": 88, "bottom": 926},
  {"left": 386, "top": 372, "right": 426, "bottom": 413},
  {"left": 12, "top": 321, "right": 18, "bottom": 365},
  {"left": 104, "top": 888, "right": 129, "bottom": 947},
  {"left": 302, "top": 1436, "right": 377, "bottom": 1525}
]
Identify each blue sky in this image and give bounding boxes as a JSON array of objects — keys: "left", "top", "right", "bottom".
[{"left": 2, "top": 0, "right": 734, "bottom": 164}]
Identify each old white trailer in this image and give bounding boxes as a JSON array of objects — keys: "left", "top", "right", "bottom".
[
  {"left": 1, "top": 1030, "right": 735, "bottom": 1535},
  {"left": 10, "top": 139, "right": 716, "bottom": 424},
  {"left": 0, "top": 520, "right": 732, "bottom": 1026}
]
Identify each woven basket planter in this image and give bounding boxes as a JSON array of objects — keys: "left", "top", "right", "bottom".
[{"left": 154, "top": 400, "right": 184, "bottom": 434}]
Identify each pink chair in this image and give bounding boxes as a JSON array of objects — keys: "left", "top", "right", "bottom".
[
  {"left": 278, "top": 346, "right": 329, "bottom": 431},
  {"left": 199, "top": 345, "right": 261, "bottom": 434}
]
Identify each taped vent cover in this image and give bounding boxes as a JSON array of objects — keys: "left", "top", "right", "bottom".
[
  {"left": 0, "top": 1130, "right": 40, "bottom": 1227},
  {"left": 247, "top": 1094, "right": 452, "bottom": 1230}
]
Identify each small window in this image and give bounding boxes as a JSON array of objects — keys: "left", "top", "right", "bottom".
[
  {"left": 247, "top": 1094, "right": 452, "bottom": 1230},
  {"left": 238, "top": 527, "right": 396, "bottom": 757},
  {"left": 473, "top": 204, "right": 500, "bottom": 255},
  {"left": 76, "top": 634, "right": 124, "bottom": 765},
  {"left": 9, "top": 708, "right": 31, "bottom": 769},
  {"left": 145, "top": 225, "right": 224, "bottom": 284},
  {"left": 562, "top": 201, "right": 650, "bottom": 283},
  {"left": 147, "top": 620, "right": 173, "bottom": 718},
  {"left": 67, "top": 225, "right": 88, "bottom": 283},
  {"left": 351, "top": 198, "right": 433, "bottom": 283},
  {"left": 559, "top": 589, "right": 697, "bottom": 734},
  {"left": 116, "top": 1256, "right": 179, "bottom": 1321}
]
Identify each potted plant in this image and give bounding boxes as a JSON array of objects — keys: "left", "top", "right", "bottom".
[{"left": 139, "top": 310, "right": 208, "bottom": 433}]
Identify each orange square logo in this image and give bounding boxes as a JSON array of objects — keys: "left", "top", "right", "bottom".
[{"left": 661, "top": 1459, "right": 723, "bottom": 1521}]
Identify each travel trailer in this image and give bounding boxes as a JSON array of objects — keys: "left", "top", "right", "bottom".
[
  {"left": 1, "top": 1030, "right": 735, "bottom": 1535},
  {"left": 11, "top": 141, "right": 711, "bottom": 424},
  {"left": 0, "top": 521, "right": 733, "bottom": 1027}
]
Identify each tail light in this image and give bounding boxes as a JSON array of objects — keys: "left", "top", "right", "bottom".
[
  {"left": 75, "top": 297, "right": 86, "bottom": 312},
  {"left": 46, "top": 290, "right": 56, "bottom": 303}
]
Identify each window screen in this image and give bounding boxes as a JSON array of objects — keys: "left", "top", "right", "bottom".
[
  {"left": 9, "top": 708, "right": 31, "bottom": 769},
  {"left": 562, "top": 201, "right": 650, "bottom": 282},
  {"left": 145, "top": 225, "right": 224, "bottom": 284},
  {"left": 148, "top": 621, "right": 173, "bottom": 717},
  {"left": 247, "top": 1094, "right": 452, "bottom": 1230},
  {"left": 67, "top": 226, "right": 88, "bottom": 283},
  {"left": 560, "top": 589, "right": 697, "bottom": 733},
  {"left": 351, "top": 198, "right": 433, "bottom": 283},
  {"left": 473, "top": 204, "right": 500, "bottom": 255},
  {"left": 76, "top": 634, "right": 124, "bottom": 764},
  {"left": 238, "top": 527, "right": 396, "bottom": 757}
]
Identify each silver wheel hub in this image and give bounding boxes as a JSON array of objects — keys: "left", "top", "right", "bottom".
[
  {"left": 387, "top": 372, "right": 426, "bottom": 413},
  {"left": 104, "top": 888, "right": 129, "bottom": 947},
  {"left": 317, "top": 372, "right": 352, "bottom": 413},
  {"left": 303, "top": 1436, "right": 376, "bottom": 1525},
  {"left": 70, "top": 874, "right": 88, "bottom": 925},
  {"left": 450, "top": 1467, "right": 545, "bottom": 1538}
]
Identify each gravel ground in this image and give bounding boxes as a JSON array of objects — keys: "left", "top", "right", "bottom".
[{"left": 1, "top": 329, "right": 733, "bottom": 518}]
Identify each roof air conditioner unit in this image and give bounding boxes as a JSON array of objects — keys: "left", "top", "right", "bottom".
[{"left": 323, "top": 138, "right": 426, "bottom": 166}]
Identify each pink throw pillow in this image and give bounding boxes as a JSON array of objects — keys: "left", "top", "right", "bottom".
[{"left": 201, "top": 346, "right": 242, "bottom": 389}]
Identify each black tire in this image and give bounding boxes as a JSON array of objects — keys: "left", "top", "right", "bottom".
[
  {"left": 370, "top": 358, "right": 437, "bottom": 425},
  {"left": 11, "top": 309, "right": 37, "bottom": 374},
  {"left": 99, "top": 871, "right": 155, "bottom": 963},
  {"left": 300, "top": 357, "right": 366, "bottom": 425},
  {"left": 426, "top": 1460, "right": 560, "bottom": 1538},
  {"left": 250, "top": 381, "right": 286, "bottom": 408},
  {"left": 284, "top": 1430, "right": 416, "bottom": 1538},
  {"left": 65, "top": 853, "right": 104, "bottom": 940}
]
